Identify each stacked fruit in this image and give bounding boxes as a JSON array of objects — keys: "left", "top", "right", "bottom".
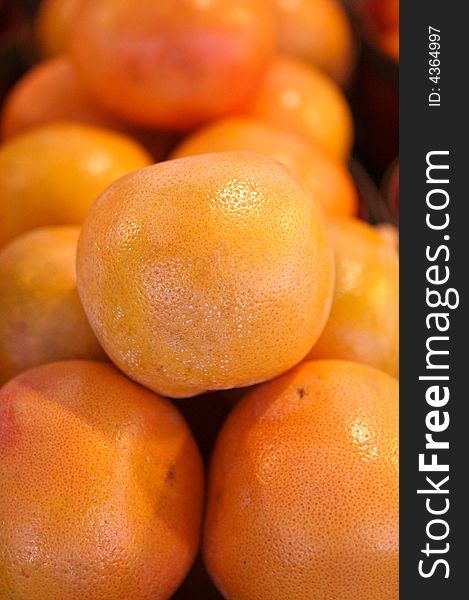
[
  {"left": 0, "top": 1, "right": 398, "bottom": 599},
  {"left": 358, "top": 0, "right": 399, "bottom": 61}
]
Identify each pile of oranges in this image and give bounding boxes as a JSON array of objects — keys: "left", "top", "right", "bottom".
[{"left": 0, "top": 1, "right": 398, "bottom": 599}]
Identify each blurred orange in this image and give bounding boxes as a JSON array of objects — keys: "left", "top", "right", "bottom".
[
  {"left": 361, "top": 0, "right": 399, "bottom": 61},
  {"left": 307, "top": 217, "right": 399, "bottom": 376},
  {"left": 2, "top": 56, "right": 122, "bottom": 138},
  {"left": 0, "top": 227, "right": 105, "bottom": 384},
  {"left": 35, "top": 0, "right": 82, "bottom": 56},
  {"left": 376, "top": 222, "right": 399, "bottom": 251},
  {"left": 1, "top": 56, "right": 178, "bottom": 161},
  {"left": 379, "top": 29, "right": 399, "bottom": 61},
  {"left": 248, "top": 56, "right": 354, "bottom": 159},
  {"left": 0, "top": 122, "right": 152, "bottom": 248},
  {"left": 171, "top": 117, "right": 358, "bottom": 217},
  {"left": 70, "top": 0, "right": 275, "bottom": 129},
  {"left": 273, "top": 0, "right": 355, "bottom": 85}
]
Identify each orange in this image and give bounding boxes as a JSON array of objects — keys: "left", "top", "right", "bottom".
[
  {"left": 0, "top": 57, "right": 179, "bottom": 160},
  {"left": 0, "top": 227, "right": 105, "bottom": 385},
  {"left": 171, "top": 117, "right": 358, "bottom": 217},
  {"left": 35, "top": 0, "right": 82, "bottom": 56},
  {"left": 247, "top": 56, "right": 354, "bottom": 159},
  {"left": 362, "top": 0, "right": 399, "bottom": 31},
  {"left": 77, "top": 152, "right": 334, "bottom": 398},
  {"left": 361, "top": 0, "right": 399, "bottom": 61},
  {"left": 376, "top": 222, "right": 399, "bottom": 251},
  {"left": 1, "top": 56, "right": 123, "bottom": 140},
  {"left": 204, "top": 359, "right": 398, "bottom": 600},
  {"left": 273, "top": 0, "right": 355, "bottom": 85},
  {"left": 173, "top": 388, "right": 245, "bottom": 463},
  {"left": 379, "top": 29, "right": 399, "bottom": 61},
  {"left": 70, "top": 0, "right": 275, "bottom": 129},
  {"left": 0, "top": 360, "right": 204, "bottom": 599},
  {"left": 0, "top": 122, "right": 152, "bottom": 248},
  {"left": 307, "top": 218, "right": 399, "bottom": 376}
]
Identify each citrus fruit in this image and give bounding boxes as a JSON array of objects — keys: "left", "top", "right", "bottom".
[
  {"left": 0, "top": 227, "right": 105, "bottom": 385},
  {"left": 204, "top": 359, "right": 398, "bottom": 600},
  {"left": 171, "top": 117, "right": 358, "bottom": 217},
  {"left": 70, "top": 0, "right": 275, "bottom": 129},
  {"left": 247, "top": 55, "right": 354, "bottom": 159},
  {"left": 35, "top": 0, "right": 82, "bottom": 56},
  {"left": 307, "top": 217, "right": 399, "bottom": 376},
  {"left": 1, "top": 56, "right": 123, "bottom": 140},
  {"left": 376, "top": 222, "right": 399, "bottom": 251},
  {"left": 379, "top": 29, "right": 399, "bottom": 61},
  {"left": 0, "top": 121, "right": 152, "bottom": 248},
  {"left": 77, "top": 152, "right": 334, "bottom": 398},
  {"left": 173, "top": 388, "right": 244, "bottom": 463},
  {"left": 0, "top": 56, "right": 179, "bottom": 160},
  {"left": 361, "top": 0, "right": 399, "bottom": 61},
  {"left": 0, "top": 360, "right": 204, "bottom": 600},
  {"left": 273, "top": 0, "right": 355, "bottom": 85}
]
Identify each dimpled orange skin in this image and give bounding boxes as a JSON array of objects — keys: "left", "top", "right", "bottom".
[
  {"left": 0, "top": 57, "right": 179, "bottom": 161},
  {"left": 273, "top": 0, "right": 355, "bottom": 86},
  {"left": 171, "top": 117, "right": 358, "bottom": 217},
  {"left": 70, "top": 0, "right": 275, "bottom": 129},
  {"left": 77, "top": 152, "right": 334, "bottom": 398},
  {"left": 247, "top": 55, "right": 354, "bottom": 160},
  {"left": 0, "top": 227, "right": 106, "bottom": 385},
  {"left": 0, "top": 122, "right": 152, "bottom": 248},
  {"left": 0, "top": 360, "right": 204, "bottom": 600},
  {"left": 35, "top": 0, "right": 82, "bottom": 56},
  {"left": 204, "top": 359, "right": 398, "bottom": 600},
  {"left": 307, "top": 218, "right": 399, "bottom": 376}
]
